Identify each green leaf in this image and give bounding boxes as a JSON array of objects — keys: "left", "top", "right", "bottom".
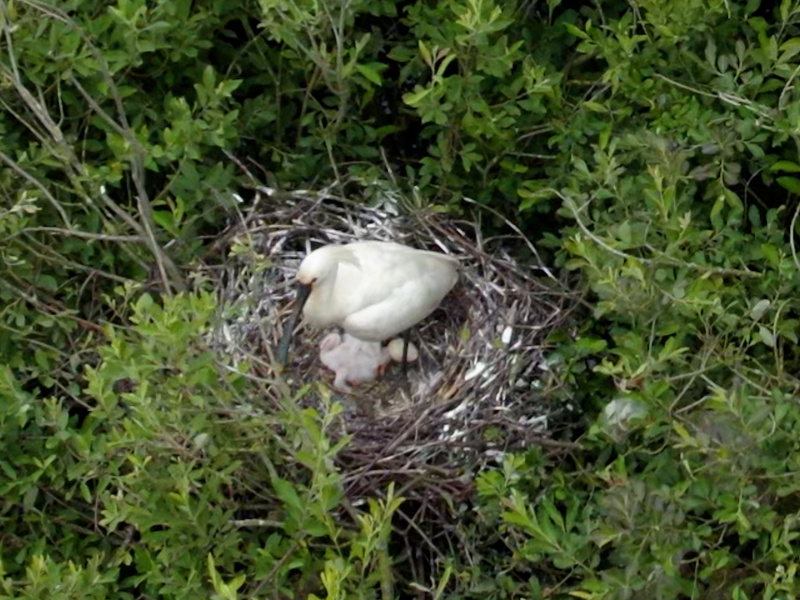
[
  {"left": 37, "top": 274, "right": 58, "bottom": 291},
  {"left": 574, "top": 337, "right": 608, "bottom": 353},
  {"left": 272, "top": 477, "right": 303, "bottom": 514},
  {"left": 202, "top": 65, "right": 216, "bottom": 90},
  {"left": 402, "top": 86, "right": 430, "bottom": 107},
  {"left": 418, "top": 40, "right": 432, "bottom": 66},
  {"left": 722, "top": 188, "right": 742, "bottom": 213},
  {"left": 777, "top": 176, "right": 800, "bottom": 195},
  {"left": 757, "top": 325, "right": 776, "bottom": 347},
  {"left": 779, "top": 38, "right": 800, "bottom": 63},
  {"left": 546, "top": 0, "right": 562, "bottom": 18},
  {"left": 761, "top": 243, "right": 780, "bottom": 266},
  {"left": 781, "top": 0, "right": 792, "bottom": 23},
  {"left": 779, "top": 319, "right": 799, "bottom": 343},
  {"left": 673, "top": 421, "right": 693, "bottom": 443},
  {"left": 770, "top": 160, "right": 800, "bottom": 173},
  {"left": 705, "top": 37, "right": 717, "bottom": 67},
  {"left": 750, "top": 299, "right": 771, "bottom": 321},
  {"left": 355, "top": 63, "right": 383, "bottom": 86},
  {"left": 710, "top": 195, "right": 725, "bottom": 230},
  {"left": 564, "top": 22, "right": 588, "bottom": 40},
  {"left": 584, "top": 101, "right": 608, "bottom": 113}
]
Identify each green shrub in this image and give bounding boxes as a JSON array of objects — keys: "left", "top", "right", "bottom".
[
  {"left": 467, "top": 1, "right": 800, "bottom": 597},
  {"left": 5, "top": 0, "right": 800, "bottom": 598},
  {"left": 1, "top": 291, "right": 406, "bottom": 598}
]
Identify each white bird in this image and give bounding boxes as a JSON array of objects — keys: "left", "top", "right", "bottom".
[{"left": 277, "top": 241, "right": 457, "bottom": 364}]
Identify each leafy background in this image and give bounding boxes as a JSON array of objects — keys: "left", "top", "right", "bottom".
[{"left": 3, "top": 0, "right": 800, "bottom": 598}]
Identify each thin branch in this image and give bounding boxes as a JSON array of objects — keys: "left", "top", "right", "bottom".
[
  {"left": 18, "top": 235, "right": 136, "bottom": 284},
  {"left": 22, "top": 227, "right": 145, "bottom": 242},
  {"left": 4, "top": 0, "right": 185, "bottom": 292},
  {"left": 0, "top": 150, "right": 73, "bottom": 228},
  {"left": 791, "top": 200, "right": 800, "bottom": 271},
  {"left": 562, "top": 191, "right": 762, "bottom": 279}
]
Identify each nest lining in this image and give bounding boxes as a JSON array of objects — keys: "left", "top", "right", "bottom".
[{"left": 200, "top": 184, "right": 578, "bottom": 496}]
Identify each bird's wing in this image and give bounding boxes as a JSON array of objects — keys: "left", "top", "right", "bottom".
[
  {"left": 324, "top": 243, "right": 458, "bottom": 339},
  {"left": 336, "top": 246, "right": 455, "bottom": 296},
  {"left": 341, "top": 261, "right": 457, "bottom": 340},
  {"left": 334, "top": 245, "right": 457, "bottom": 309}
]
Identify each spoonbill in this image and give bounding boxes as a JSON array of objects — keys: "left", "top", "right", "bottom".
[{"left": 277, "top": 241, "right": 458, "bottom": 365}]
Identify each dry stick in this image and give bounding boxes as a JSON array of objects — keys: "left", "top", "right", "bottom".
[
  {"left": 8, "top": 1, "right": 184, "bottom": 293},
  {"left": 0, "top": 79, "right": 152, "bottom": 273},
  {"left": 562, "top": 191, "right": 762, "bottom": 279},
  {"left": 0, "top": 24, "right": 87, "bottom": 188},
  {"left": 461, "top": 195, "right": 559, "bottom": 282},
  {"left": 1, "top": 279, "right": 104, "bottom": 334},
  {"left": 248, "top": 539, "right": 300, "bottom": 598},
  {"left": 0, "top": 150, "right": 72, "bottom": 228},
  {"left": 68, "top": 76, "right": 184, "bottom": 292},
  {"left": 229, "top": 518, "right": 285, "bottom": 529},
  {"left": 0, "top": 79, "right": 50, "bottom": 145},
  {"left": 210, "top": 192, "right": 573, "bottom": 498},
  {"left": 222, "top": 149, "right": 268, "bottom": 221},
  {"left": 343, "top": 406, "right": 441, "bottom": 496},
  {"left": 17, "top": 235, "right": 136, "bottom": 285},
  {"left": 22, "top": 227, "right": 145, "bottom": 243},
  {"left": 790, "top": 201, "right": 800, "bottom": 272}
]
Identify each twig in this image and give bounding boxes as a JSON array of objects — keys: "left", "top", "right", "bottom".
[
  {"left": 563, "top": 191, "right": 761, "bottom": 279},
  {"left": 0, "top": 150, "right": 73, "bottom": 228},
  {"left": 790, "top": 201, "right": 800, "bottom": 272},
  {"left": 21, "top": 227, "right": 145, "bottom": 242},
  {"left": 4, "top": 1, "right": 185, "bottom": 293}
]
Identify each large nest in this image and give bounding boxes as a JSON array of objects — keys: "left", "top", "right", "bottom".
[{"left": 199, "top": 183, "right": 580, "bottom": 500}]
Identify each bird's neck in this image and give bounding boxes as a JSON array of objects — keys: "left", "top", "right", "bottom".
[{"left": 304, "top": 267, "right": 344, "bottom": 328}]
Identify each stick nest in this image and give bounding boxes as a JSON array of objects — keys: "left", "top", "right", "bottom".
[{"left": 198, "top": 185, "right": 580, "bottom": 501}]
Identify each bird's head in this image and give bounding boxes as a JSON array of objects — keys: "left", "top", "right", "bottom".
[
  {"left": 277, "top": 245, "right": 358, "bottom": 365},
  {"left": 294, "top": 248, "right": 335, "bottom": 311},
  {"left": 296, "top": 245, "right": 358, "bottom": 287}
]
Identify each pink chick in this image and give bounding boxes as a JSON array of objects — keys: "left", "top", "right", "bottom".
[{"left": 319, "top": 332, "right": 392, "bottom": 392}]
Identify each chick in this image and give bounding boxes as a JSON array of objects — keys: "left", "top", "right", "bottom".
[
  {"left": 319, "top": 333, "right": 391, "bottom": 392},
  {"left": 319, "top": 333, "right": 421, "bottom": 392}
]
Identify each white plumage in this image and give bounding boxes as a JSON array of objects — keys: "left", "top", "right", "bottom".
[{"left": 296, "top": 241, "right": 458, "bottom": 341}]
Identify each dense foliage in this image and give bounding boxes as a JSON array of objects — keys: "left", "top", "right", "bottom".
[{"left": 3, "top": 0, "right": 800, "bottom": 598}]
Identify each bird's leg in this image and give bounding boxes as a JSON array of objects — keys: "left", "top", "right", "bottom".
[
  {"left": 397, "top": 329, "right": 413, "bottom": 397},
  {"left": 377, "top": 360, "right": 389, "bottom": 378},
  {"left": 401, "top": 329, "right": 411, "bottom": 377},
  {"left": 334, "top": 377, "right": 353, "bottom": 394}
]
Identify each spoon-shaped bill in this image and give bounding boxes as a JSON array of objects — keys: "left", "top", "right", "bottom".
[{"left": 276, "top": 282, "right": 312, "bottom": 365}]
